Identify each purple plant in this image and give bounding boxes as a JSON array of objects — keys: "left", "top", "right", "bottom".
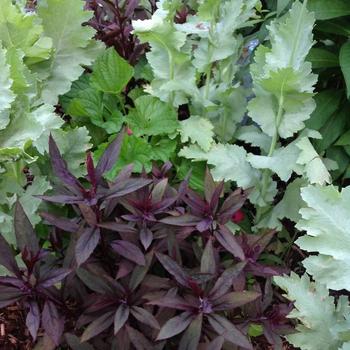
[
  {"left": 0, "top": 130, "right": 290, "bottom": 348},
  {"left": 0, "top": 202, "right": 70, "bottom": 345},
  {"left": 84, "top": 0, "right": 150, "bottom": 65}
]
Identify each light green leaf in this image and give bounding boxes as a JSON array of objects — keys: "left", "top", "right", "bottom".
[
  {"left": 277, "top": 0, "right": 291, "bottom": 15},
  {"left": 308, "top": 0, "right": 350, "bottom": 20},
  {"left": 340, "top": 41, "right": 350, "bottom": 99},
  {"left": 296, "top": 137, "right": 331, "bottom": 185},
  {"left": 206, "top": 144, "right": 260, "bottom": 188},
  {"left": 36, "top": 0, "right": 100, "bottom": 104},
  {"left": 179, "top": 116, "right": 214, "bottom": 151},
  {"left": 0, "top": 45, "right": 15, "bottom": 130},
  {"left": 126, "top": 95, "right": 179, "bottom": 136},
  {"left": 90, "top": 47, "right": 134, "bottom": 94},
  {"left": 150, "top": 137, "right": 177, "bottom": 162},
  {"left": 274, "top": 272, "right": 348, "bottom": 350},
  {"left": 235, "top": 125, "right": 272, "bottom": 153},
  {"left": 307, "top": 48, "right": 339, "bottom": 69},
  {"left": 296, "top": 185, "right": 350, "bottom": 290}
]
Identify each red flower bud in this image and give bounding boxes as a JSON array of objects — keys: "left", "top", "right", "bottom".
[
  {"left": 126, "top": 127, "right": 133, "bottom": 136},
  {"left": 231, "top": 209, "right": 245, "bottom": 224}
]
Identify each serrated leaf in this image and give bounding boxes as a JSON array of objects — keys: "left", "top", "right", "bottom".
[
  {"left": 126, "top": 95, "right": 179, "bottom": 136},
  {"left": 295, "top": 185, "right": 350, "bottom": 290},
  {"left": 179, "top": 116, "right": 214, "bottom": 152},
  {"left": 90, "top": 47, "right": 134, "bottom": 94}
]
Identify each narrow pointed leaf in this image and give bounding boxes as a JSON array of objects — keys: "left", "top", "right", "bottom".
[
  {"left": 40, "top": 212, "right": 79, "bottom": 233},
  {"left": 126, "top": 325, "right": 153, "bottom": 350},
  {"left": 179, "top": 313, "right": 203, "bottom": 350},
  {"left": 201, "top": 239, "right": 216, "bottom": 275},
  {"left": 0, "top": 234, "right": 20, "bottom": 278},
  {"left": 157, "top": 312, "right": 193, "bottom": 340},
  {"left": 111, "top": 240, "right": 146, "bottom": 266},
  {"left": 75, "top": 227, "right": 100, "bottom": 266},
  {"left": 130, "top": 306, "right": 160, "bottom": 329},
  {"left": 214, "top": 226, "right": 245, "bottom": 260},
  {"left": 114, "top": 304, "right": 130, "bottom": 335},
  {"left": 42, "top": 300, "right": 64, "bottom": 346},
  {"left": 81, "top": 311, "right": 114, "bottom": 342},
  {"left": 213, "top": 291, "right": 260, "bottom": 311},
  {"left": 26, "top": 301, "right": 40, "bottom": 341}
]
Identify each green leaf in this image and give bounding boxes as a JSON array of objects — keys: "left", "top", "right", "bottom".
[
  {"left": 274, "top": 272, "right": 349, "bottom": 350},
  {"left": 308, "top": 0, "right": 350, "bottom": 20},
  {"left": 179, "top": 116, "right": 214, "bottom": 152},
  {"left": 296, "top": 185, "right": 350, "bottom": 290},
  {"left": 0, "top": 45, "right": 15, "bottom": 130},
  {"left": 315, "top": 18, "right": 350, "bottom": 37},
  {"left": 296, "top": 137, "right": 331, "bottom": 185},
  {"left": 277, "top": 0, "right": 292, "bottom": 15},
  {"left": 305, "top": 90, "right": 343, "bottom": 131},
  {"left": 340, "top": 41, "right": 350, "bottom": 99},
  {"left": 126, "top": 95, "right": 179, "bottom": 136},
  {"left": 36, "top": 0, "right": 100, "bottom": 104},
  {"left": 90, "top": 47, "right": 134, "bottom": 94},
  {"left": 307, "top": 48, "right": 339, "bottom": 68},
  {"left": 336, "top": 130, "right": 350, "bottom": 146},
  {"left": 150, "top": 137, "right": 177, "bottom": 162}
]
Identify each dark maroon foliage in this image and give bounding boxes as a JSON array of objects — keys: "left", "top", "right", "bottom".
[
  {"left": 0, "top": 130, "right": 290, "bottom": 349},
  {"left": 84, "top": 0, "right": 152, "bottom": 64}
]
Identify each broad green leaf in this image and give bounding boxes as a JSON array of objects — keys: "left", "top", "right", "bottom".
[
  {"left": 340, "top": 41, "right": 350, "bottom": 99},
  {"left": 235, "top": 125, "right": 272, "bottom": 153},
  {"left": 308, "top": 0, "right": 350, "bottom": 20},
  {"left": 277, "top": 0, "right": 291, "bottom": 15},
  {"left": 296, "top": 137, "right": 331, "bottom": 185},
  {"left": 36, "top": 0, "right": 100, "bottom": 104},
  {"left": 315, "top": 18, "right": 350, "bottom": 37},
  {"left": 307, "top": 48, "right": 339, "bottom": 69},
  {"left": 336, "top": 130, "right": 350, "bottom": 146},
  {"left": 0, "top": 45, "right": 15, "bottom": 130},
  {"left": 150, "top": 138, "right": 177, "bottom": 162},
  {"left": 90, "top": 47, "right": 134, "bottom": 94},
  {"left": 126, "top": 95, "right": 179, "bottom": 136},
  {"left": 179, "top": 116, "right": 214, "bottom": 151},
  {"left": 305, "top": 90, "right": 343, "bottom": 131},
  {"left": 275, "top": 272, "right": 349, "bottom": 350},
  {"left": 296, "top": 185, "right": 350, "bottom": 290}
]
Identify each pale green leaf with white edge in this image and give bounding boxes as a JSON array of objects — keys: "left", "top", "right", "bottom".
[
  {"left": 339, "top": 41, "right": 350, "bottom": 99},
  {"left": 296, "top": 137, "right": 331, "bottom": 185},
  {"left": 274, "top": 272, "right": 347, "bottom": 350},
  {"left": 0, "top": 45, "right": 15, "bottom": 130},
  {"left": 36, "top": 0, "right": 100, "bottom": 105},
  {"left": 206, "top": 144, "right": 260, "bottom": 188},
  {"left": 256, "top": 178, "right": 306, "bottom": 230},
  {"left": 0, "top": 104, "right": 63, "bottom": 151},
  {"left": 249, "top": 1, "right": 317, "bottom": 139},
  {"left": 126, "top": 95, "right": 179, "bottom": 136},
  {"left": 179, "top": 116, "right": 214, "bottom": 151},
  {"left": 249, "top": 177, "right": 277, "bottom": 208},
  {"left": 90, "top": 47, "right": 134, "bottom": 94},
  {"left": 0, "top": 0, "right": 52, "bottom": 63},
  {"left": 296, "top": 185, "right": 350, "bottom": 290},
  {"left": 179, "top": 144, "right": 209, "bottom": 162},
  {"left": 235, "top": 125, "right": 272, "bottom": 154}
]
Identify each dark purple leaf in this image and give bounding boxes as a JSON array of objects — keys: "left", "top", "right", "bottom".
[
  {"left": 0, "top": 285, "right": 23, "bottom": 308},
  {"left": 209, "top": 262, "right": 246, "bottom": 300},
  {"left": 98, "top": 221, "right": 137, "bottom": 234},
  {"left": 64, "top": 333, "right": 94, "bottom": 350},
  {"left": 42, "top": 300, "right": 64, "bottom": 346},
  {"left": 0, "top": 276, "right": 25, "bottom": 288},
  {"left": 204, "top": 168, "right": 216, "bottom": 203},
  {"left": 39, "top": 268, "right": 71, "bottom": 288},
  {"left": 214, "top": 226, "right": 245, "bottom": 260},
  {"left": 128, "top": 251, "right": 153, "bottom": 291},
  {"left": 218, "top": 188, "right": 247, "bottom": 223},
  {"left": 86, "top": 152, "right": 97, "bottom": 188},
  {"left": 77, "top": 268, "right": 116, "bottom": 295},
  {"left": 125, "top": 0, "right": 139, "bottom": 17},
  {"left": 78, "top": 204, "right": 97, "bottom": 227},
  {"left": 213, "top": 291, "right": 260, "bottom": 311},
  {"left": 114, "top": 304, "right": 130, "bottom": 335},
  {"left": 81, "top": 311, "right": 114, "bottom": 342},
  {"left": 209, "top": 182, "right": 224, "bottom": 214},
  {"left": 179, "top": 313, "right": 203, "bottom": 350},
  {"left": 26, "top": 301, "right": 40, "bottom": 341},
  {"left": 157, "top": 312, "right": 193, "bottom": 340},
  {"left": 49, "top": 134, "right": 83, "bottom": 193},
  {"left": 130, "top": 306, "right": 160, "bottom": 329},
  {"left": 151, "top": 178, "right": 168, "bottom": 202},
  {"left": 160, "top": 214, "right": 202, "bottom": 227},
  {"left": 147, "top": 295, "right": 193, "bottom": 311},
  {"left": 126, "top": 325, "right": 153, "bottom": 350},
  {"left": 111, "top": 240, "right": 146, "bottom": 266},
  {"left": 95, "top": 131, "right": 124, "bottom": 182},
  {"left": 75, "top": 227, "right": 101, "bottom": 266},
  {"left": 40, "top": 212, "right": 79, "bottom": 233},
  {"left": 200, "top": 336, "right": 225, "bottom": 350},
  {"left": 105, "top": 178, "right": 152, "bottom": 199},
  {"left": 114, "top": 164, "right": 134, "bottom": 183},
  {"left": 14, "top": 201, "right": 39, "bottom": 254},
  {"left": 207, "top": 314, "right": 252, "bottom": 350},
  {"left": 38, "top": 194, "right": 84, "bottom": 204},
  {"left": 155, "top": 252, "right": 189, "bottom": 287},
  {"left": 140, "top": 227, "right": 153, "bottom": 250},
  {"left": 0, "top": 234, "right": 21, "bottom": 278},
  {"left": 200, "top": 239, "right": 216, "bottom": 275}
]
